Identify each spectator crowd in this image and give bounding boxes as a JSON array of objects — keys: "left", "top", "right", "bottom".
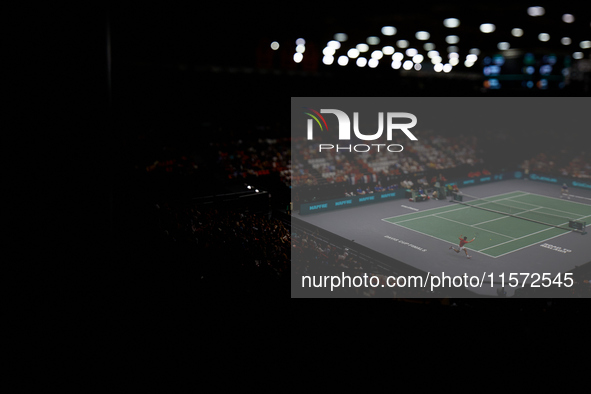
[
  {"left": 157, "top": 203, "right": 290, "bottom": 290},
  {"left": 521, "top": 151, "right": 590, "bottom": 180},
  {"left": 291, "top": 130, "right": 484, "bottom": 187}
]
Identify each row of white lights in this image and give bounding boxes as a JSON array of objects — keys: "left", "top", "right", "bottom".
[
  {"left": 246, "top": 185, "right": 260, "bottom": 192},
  {"left": 292, "top": 38, "right": 306, "bottom": 63},
  {"left": 319, "top": 35, "right": 482, "bottom": 70},
  {"left": 272, "top": 8, "right": 590, "bottom": 67}
]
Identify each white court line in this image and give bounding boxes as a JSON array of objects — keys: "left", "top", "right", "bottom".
[
  {"left": 383, "top": 193, "right": 530, "bottom": 224},
  {"left": 493, "top": 231, "right": 582, "bottom": 259},
  {"left": 431, "top": 214, "right": 515, "bottom": 239},
  {"left": 381, "top": 189, "right": 591, "bottom": 259},
  {"left": 471, "top": 215, "right": 511, "bottom": 226},
  {"left": 471, "top": 207, "right": 542, "bottom": 226},
  {"left": 391, "top": 207, "right": 470, "bottom": 224},
  {"left": 506, "top": 193, "right": 590, "bottom": 217},
  {"left": 568, "top": 194, "right": 591, "bottom": 201},
  {"left": 479, "top": 226, "right": 564, "bottom": 252},
  {"left": 470, "top": 193, "right": 583, "bottom": 218},
  {"left": 381, "top": 191, "right": 528, "bottom": 221},
  {"left": 491, "top": 213, "right": 591, "bottom": 258},
  {"left": 381, "top": 220, "right": 495, "bottom": 258},
  {"left": 517, "top": 191, "right": 591, "bottom": 208},
  {"left": 382, "top": 193, "right": 536, "bottom": 226},
  {"left": 390, "top": 199, "right": 512, "bottom": 224},
  {"left": 479, "top": 214, "right": 591, "bottom": 253},
  {"left": 385, "top": 192, "right": 537, "bottom": 227}
]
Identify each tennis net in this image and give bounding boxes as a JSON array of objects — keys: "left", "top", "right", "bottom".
[{"left": 451, "top": 192, "right": 586, "bottom": 233}]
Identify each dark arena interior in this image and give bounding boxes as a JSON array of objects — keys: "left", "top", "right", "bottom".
[{"left": 25, "top": 4, "right": 591, "bottom": 316}]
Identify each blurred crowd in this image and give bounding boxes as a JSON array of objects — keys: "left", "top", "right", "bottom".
[
  {"left": 521, "top": 151, "right": 590, "bottom": 179},
  {"left": 214, "top": 136, "right": 291, "bottom": 184},
  {"left": 561, "top": 152, "right": 591, "bottom": 179},
  {"left": 517, "top": 128, "right": 589, "bottom": 180},
  {"left": 291, "top": 130, "right": 484, "bottom": 187},
  {"left": 157, "top": 203, "right": 290, "bottom": 285},
  {"left": 131, "top": 122, "right": 589, "bottom": 190}
]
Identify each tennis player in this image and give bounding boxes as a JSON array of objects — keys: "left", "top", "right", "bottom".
[
  {"left": 449, "top": 235, "right": 475, "bottom": 259},
  {"left": 560, "top": 183, "right": 570, "bottom": 199}
]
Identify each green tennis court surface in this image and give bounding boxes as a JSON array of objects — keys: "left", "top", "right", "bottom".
[{"left": 382, "top": 191, "right": 591, "bottom": 258}]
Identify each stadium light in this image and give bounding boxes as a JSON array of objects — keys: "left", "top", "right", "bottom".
[
  {"left": 423, "top": 43, "right": 435, "bottom": 51},
  {"left": 443, "top": 63, "right": 452, "bottom": 73},
  {"left": 573, "top": 52, "right": 584, "bottom": 59},
  {"left": 368, "top": 58, "right": 379, "bottom": 68},
  {"left": 382, "top": 46, "right": 395, "bottom": 55},
  {"left": 392, "top": 52, "right": 404, "bottom": 62},
  {"left": 296, "top": 45, "right": 305, "bottom": 53},
  {"left": 434, "top": 63, "right": 443, "bottom": 72},
  {"left": 581, "top": 40, "right": 591, "bottom": 49},
  {"left": 449, "top": 57, "right": 459, "bottom": 66},
  {"left": 270, "top": 41, "right": 279, "bottom": 50},
  {"left": 561, "top": 37, "right": 571, "bottom": 45},
  {"left": 391, "top": 60, "right": 401, "bottom": 69},
  {"left": 538, "top": 33, "right": 550, "bottom": 42},
  {"left": 403, "top": 60, "right": 413, "bottom": 70},
  {"left": 414, "top": 63, "right": 422, "bottom": 71},
  {"left": 356, "top": 57, "right": 367, "bottom": 67},
  {"left": 347, "top": 48, "right": 360, "bottom": 58},
  {"left": 527, "top": 6, "right": 545, "bottom": 17},
  {"left": 296, "top": 38, "right": 306, "bottom": 46},
  {"left": 443, "top": 18, "right": 460, "bottom": 28},
  {"left": 431, "top": 56, "right": 442, "bottom": 64},
  {"left": 334, "top": 33, "right": 348, "bottom": 42},
  {"left": 337, "top": 55, "right": 349, "bottom": 65},
  {"left": 322, "top": 55, "right": 334, "bottom": 65},
  {"left": 412, "top": 54, "right": 424, "bottom": 63},
  {"left": 416, "top": 31, "right": 430, "bottom": 40},
  {"left": 371, "top": 50, "right": 384, "bottom": 59},
  {"left": 396, "top": 40, "right": 409, "bottom": 48},
  {"left": 498, "top": 42, "right": 510, "bottom": 50},
  {"left": 511, "top": 28, "right": 524, "bottom": 37},
  {"left": 293, "top": 53, "right": 303, "bottom": 63},
  {"left": 381, "top": 26, "right": 397, "bottom": 36},
  {"left": 445, "top": 35, "right": 459, "bottom": 44},
  {"left": 480, "top": 23, "right": 495, "bottom": 33},
  {"left": 432, "top": 56, "right": 443, "bottom": 64},
  {"left": 327, "top": 40, "right": 341, "bottom": 49},
  {"left": 356, "top": 43, "right": 369, "bottom": 52},
  {"left": 367, "top": 36, "right": 380, "bottom": 45},
  {"left": 323, "top": 47, "right": 336, "bottom": 56},
  {"left": 562, "top": 14, "right": 574, "bottom": 23},
  {"left": 405, "top": 48, "right": 418, "bottom": 57}
]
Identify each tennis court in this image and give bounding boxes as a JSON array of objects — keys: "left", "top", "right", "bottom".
[{"left": 382, "top": 191, "right": 591, "bottom": 258}]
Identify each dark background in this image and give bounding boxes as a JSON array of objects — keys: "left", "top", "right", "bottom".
[{"left": 10, "top": 4, "right": 590, "bottom": 320}]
